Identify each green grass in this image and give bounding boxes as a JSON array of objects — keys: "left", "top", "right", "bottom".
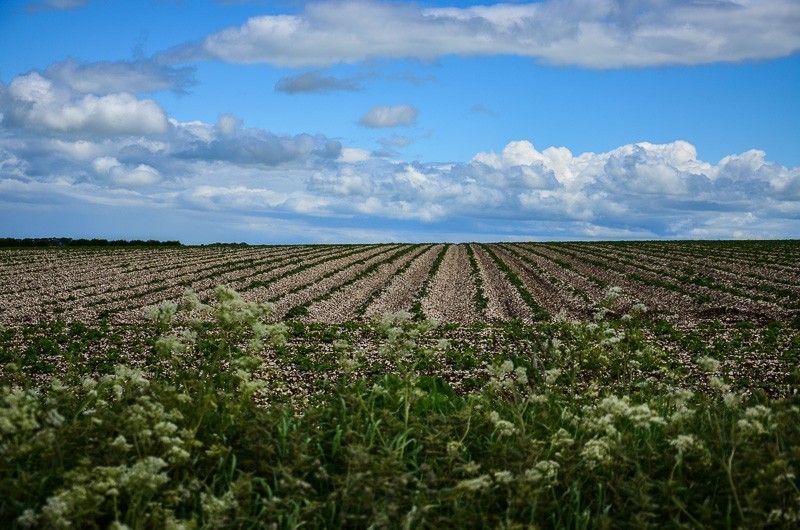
[{"left": 1, "top": 287, "right": 799, "bottom": 528}]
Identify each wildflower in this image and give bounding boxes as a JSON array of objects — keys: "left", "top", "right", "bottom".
[
  {"left": 723, "top": 392, "right": 741, "bottom": 408},
  {"left": 769, "top": 501, "right": 800, "bottom": 524},
  {"left": 40, "top": 495, "right": 70, "bottom": 525},
  {"left": 709, "top": 376, "right": 730, "bottom": 393},
  {"left": 146, "top": 300, "right": 178, "bottom": 324},
  {"left": 0, "top": 388, "right": 40, "bottom": 434},
  {"left": 606, "top": 286, "right": 622, "bottom": 299},
  {"left": 671, "top": 387, "right": 694, "bottom": 406},
  {"left": 45, "top": 408, "right": 65, "bottom": 428},
  {"left": 456, "top": 474, "right": 492, "bottom": 492},
  {"left": 670, "top": 405, "right": 695, "bottom": 424},
  {"left": 500, "top": 360, "right": 514, "bottom": 375},
  {"left": 698, "top": 356, "right": 721, "bottom": 373},
  {"left": 121, "top": 456, "right": 170, "bottom": 490},
  {"left": 182, "top": 290, "right": 208, "bottom": 312},
  {"left": 488, "top": 410, "right": 517, "bottom": 437},
  {"left": 581, "top": 438, "right": 613, "bottom": 469},
  {"left": 461, "top": 461, "right": 481, "bottom": 475},
  {"left": 154, "top": 421, "right": 179, "bottom": 437},
  {"left": 626, "top": 403, "right": 666, "bottom": 428},
  {"left": 526, "top": 393, "right": 547, "bottom": 404},
  {"left": 488, "top": 359, "right": 516, "bottom": 390},
  {"left": 494, "top": 419, "right": 517, "bottom": 437},
  {"left": 669, "top": 433, "right": 706, "bottom": 463},
  {"left": 514, "top": 366, "right": 529, "bottom": 386},
  {"left": 114, "top": 365, "right": 149, "bottom": 389},
  {"left": 446, "top": 441, "right": 463, "bottom": 458},
  {"left": 339, "top": 356, "right": 359, "bottom": 374},
  {"left": 16, "top": 509, "right": 38, "bottom": 528},
  {"left": 669, "top": 434, "right": 698, "bottom": 453},
  {"left": 201, "top": 490, "right": 239, "bottom": 526},
  {"left": 493, "top": 470, "right": 514, "bottom": 484},
  {"left": 737, "top": 405, "right": 774, "bottom": 437},
  {"left": 551, "top": 428, "right": 575, "bottom": 450},
  {"left": 544, "top": 368, "right": 562, "bottom": 385},
  {"left": 525, "top": 460, "right": 560, "bottom": 486},
  {"left": 155, "top": 335, "right": 187, "bottom": 357},
  {"left": 111, "top": 435, "right": 132, "bottom": 452}
]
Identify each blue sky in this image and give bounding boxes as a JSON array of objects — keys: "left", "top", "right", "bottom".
[{"left": 1, "top": 0, "right": 799, "bottom": 243}]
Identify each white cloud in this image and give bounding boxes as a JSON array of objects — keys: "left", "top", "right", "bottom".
[
  {"left": 215, "top": 113, "right": 242, "bottom": 136},
  {"left": 92, "top": 157, "right": 162, "bottom": 187},
  {"left": 2, "top": 64, "right": 798, "bottom": 240},
  {"left": 181, "top": 185, "right": 287, "bottom": 211},
  {"left": 4, "top": 72, "right": 169, "bottom": 135},
  {"left": 338, "top": 148, "right": 372, "bottom": 163},
  {"left": 358, "top": 104, "right": 417, "bottom": 128},
  {"left": 175, "top": 0, "right": 800, "bottom": 69}
]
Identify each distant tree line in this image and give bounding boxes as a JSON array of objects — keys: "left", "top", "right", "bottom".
[{"left": 0, "top": 238, "right": 183, "bottom": 248}]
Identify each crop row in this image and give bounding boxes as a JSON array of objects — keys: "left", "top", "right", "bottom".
[{"left": 1, "top": 242, "right": 798, "bottom": 328}]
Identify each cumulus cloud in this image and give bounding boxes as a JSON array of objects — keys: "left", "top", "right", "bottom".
[
  {"left": 358, "top": 104, "right": 417, "bottom": 128},
  {"left": 3, "top": 71, "right": 169, "bottom": 135},
  {"left": 275, "top": 71, "right": 361, "bottom": 94},
  {"left": 171, "top": 0, "right": 800, "bottom": 69},
  {"left": 92, "top": 156, "right": 162, "bottom": 187},
  {"left": 297, "top": 139, "right": 800, "bottom": 234},
  {"left": 215, "top": 113, "right": 242, "bottom": 136},
  {"left": 173, "top": 125, "right": 338, "bottom": 166},
  {"left": 2, "top": 61, "right": 798, "bottom": 240}
]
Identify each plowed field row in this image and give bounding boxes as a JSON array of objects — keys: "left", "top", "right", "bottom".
[
  {"left": 564, "top": 243, "right": 800, "bottom": 306},
  {"left": 1, "top": 242, "right": 798, "bottom": 327},
  {"left": 547, "top": 244, "right": 793, "bottom": 320},
  {"left": 581, "top": 242, "right": 800, "bottom": 288}
]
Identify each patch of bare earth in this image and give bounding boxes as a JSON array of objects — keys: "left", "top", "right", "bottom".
[
  {"left": 267, "top": 245, "right": 405, "bottom": 319},
  {"left": 502, "top": 244, "right": 600, "bottom": 319},
  {"left": 422, "top": 244, "right": 479, "bottom": 323},
  {"left": 363, "top": 244, "right": 444, "bottom": 318},
  {"left": 486, "top": 245, "right": 583, "bottom": 320},
  {"left": 245, "top": 246, "right": 393, "bottom": 305},
  {"left": 470, "top": 244, "right": 529, "bottom": 321},
  {"left": 306, "top": 245, "right": 431, "bottom": 323},
  {"left": 561, "top": 243, "right": 790, "bottom": 326}
]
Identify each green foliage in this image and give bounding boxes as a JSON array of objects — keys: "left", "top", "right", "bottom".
[
  {"left": 464, "top": 244, "right": 489, "bottom": 315},
  {"left": 1, "top": 287, "right": 799, "bottom": 528},
  {"left": 285, "top": 304, "right": 310, "bottom": 319}
]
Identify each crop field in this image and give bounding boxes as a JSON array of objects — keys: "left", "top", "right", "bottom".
[
  {"left": 1, "top": 241, "right": 799, "bottom": 528},
  {"left": 3, "top": 241, "right": 799, "bottom": 326}
]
